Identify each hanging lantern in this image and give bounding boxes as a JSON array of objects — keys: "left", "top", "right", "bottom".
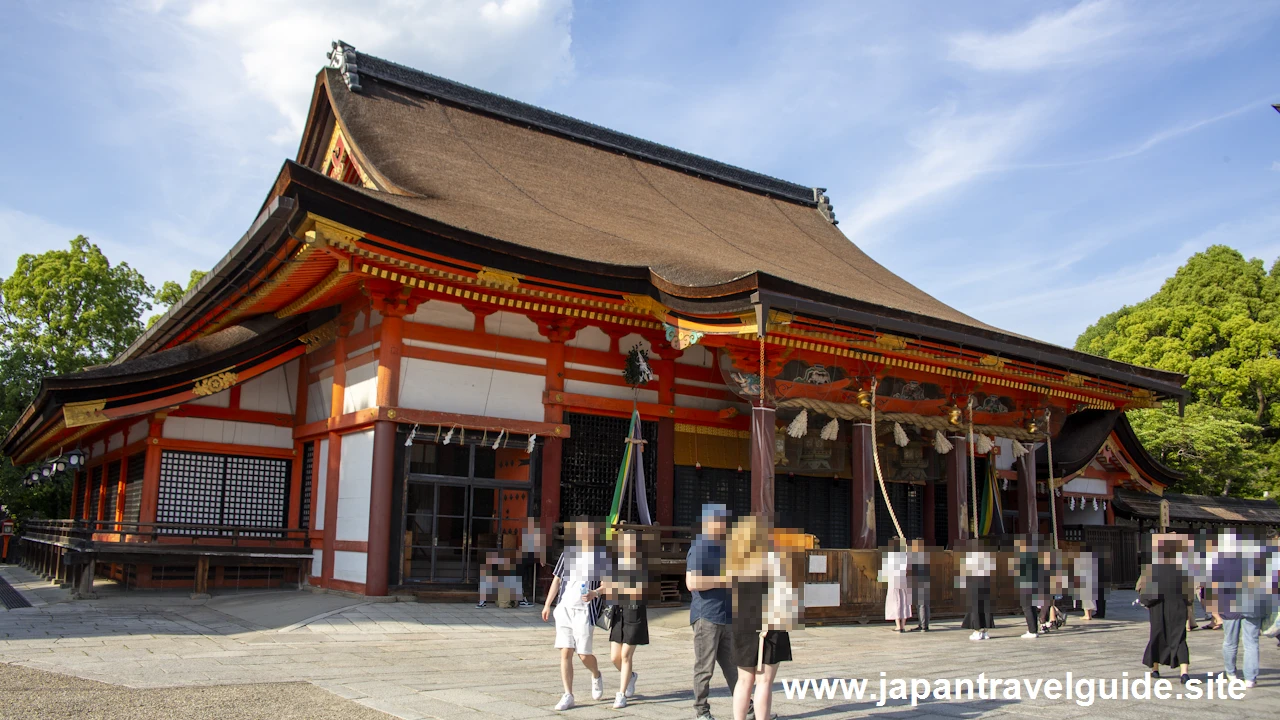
[
  {"left": 67, "top": 449, "right": 85, "bottom": 468},
  {"left": 53, "top": 458, "right": 67, "bottom": 473}
]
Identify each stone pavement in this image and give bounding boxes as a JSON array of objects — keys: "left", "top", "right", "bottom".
[{"left": 0, "top": 564, "right": 1277, "bottom": 719}]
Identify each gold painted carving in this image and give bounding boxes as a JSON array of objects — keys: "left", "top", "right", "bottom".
[
  {"left": 875, "top": 333, "right": 908, "bottom": 351},
  {"left": 63, "top": 401, "right": 108, "bottom": 429},
  {"left": 193, "top": 371, "right": 238, "bottom": 397},
  {"left": 1062, "top": 373, "right": 1085, "bottom": 387},
  {"left": 298, "top": 320, "right": 339, "bottom": 354},
  {"left": 476, "top": 267, "right": 522, "bottom": 290},
  {"left": 623, "top": 294, "right": 669, "bottom": 320},
  {"left": 978, "top": 355, "right": 1006, "bottom": 370}
]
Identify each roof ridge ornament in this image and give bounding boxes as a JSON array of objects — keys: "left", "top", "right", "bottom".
[
  {"left": 812, "top": 188, "right": 837, "bottom": 225},
  {"left": 328, "top": 40, "right": 362, "bottom": 92}
]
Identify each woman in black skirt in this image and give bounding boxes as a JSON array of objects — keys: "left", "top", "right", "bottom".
[
  {"left": 728, "top": 516, "right": 797, "bottom": 720},
  {"left": 604, "top": 529, "right": 650, "bottom": 709}
]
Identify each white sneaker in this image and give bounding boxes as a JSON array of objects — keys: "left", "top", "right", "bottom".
[
  {"left": 625, "top": 671, "right": 638, "bottom": 697},
  {"left": 614, "top": 692, "right": 627, "bottom": 708},
  {"left": 981, "top": 631, "right": 990, "bottom": 640},
  {"left": 1021, "top": 632, "right": 1038, "bottom": 639},
  {"left": 591, "top": 674, "right": 604, "bottom": 700},
  {"left": 555, "top": 693, "right": 575, "bottom": 711},
  {"left": 1245, "top": 680, "right": 1256, "bottom": 689},
  {"left": 969, "top": 631, "right": 982, "bottom": 641}
]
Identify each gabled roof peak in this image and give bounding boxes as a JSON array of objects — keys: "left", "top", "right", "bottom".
[{"left": 326, "top": 40, "right": 824, "bottom": 208}]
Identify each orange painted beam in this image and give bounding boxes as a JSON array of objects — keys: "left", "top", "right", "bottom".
[
  {"left": 168, "top": 405, "right": 294, "bottom": 427},
  {"left": 544, "top": 390, "right": 742, "bottom": 427},
  {"left": 155, "top": 438, "right": 297, "bottom": 461}
]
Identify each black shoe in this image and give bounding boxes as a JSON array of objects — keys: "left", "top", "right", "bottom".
[
  {"left": 1151, "top": 670, "right": 1160, "bottom": 679},
  {"left": 1180, "top": 673, "right": 1190, "bottom": 684}
]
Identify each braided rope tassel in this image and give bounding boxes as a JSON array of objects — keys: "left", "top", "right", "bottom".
[{"left": 870, "top": 379, "right": 905, "bottom": 541}]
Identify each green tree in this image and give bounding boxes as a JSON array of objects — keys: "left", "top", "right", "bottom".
[
  {"left": 149, "top": 269, "right": 208, "bottom": 327},
  {"left": 1076, "top": 245, "right": 1280, "bottom": 497},
  {"left": 0, "top": 237, "right": 154, "bottom": 521}
]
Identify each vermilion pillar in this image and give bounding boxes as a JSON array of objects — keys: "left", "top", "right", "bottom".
[
  {"left": 537, "top": 320, "right": 577, "bottom": 533},
  {"left": 322, "top": 327, "right": 348, "bottom": 589},
  {"left": 651, "top": 350, "right": 678, "bottom": 527},
  {"left": 287, "top": 353, "right": 309, "bottom": 531},
  {"left": 946, "top": 434, "right": 969, "bottom": 547},
  {"left": 849, "top": 423, "right": 876, "bottom": 549},
  {"left": 139, "top": 415, "right": 165, "bottom": 525},
  {"left": 367, "top": 309, "right": 407, "bottom": 596}
]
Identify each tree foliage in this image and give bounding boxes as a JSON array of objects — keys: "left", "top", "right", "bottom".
[
  {"left": 149, "top": 269, "right": 208, "bottom": 327},
  {"left": 1076, "top": 245, "right": 1280, "bottom": 497},
  {"left": 0, "top": 237, "right": 155, "bottom": 521}
]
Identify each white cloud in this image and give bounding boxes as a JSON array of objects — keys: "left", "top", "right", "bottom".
[
  {"left": 948, "top": 0, "right": 1130, "bottom": 73},
  {"left": 140, "top": 0, "right": 575, "bottom": 143},
  {"left": 838, "top": 101, "right": 1049, "bottom": 242}
]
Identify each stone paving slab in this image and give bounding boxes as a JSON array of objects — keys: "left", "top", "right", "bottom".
[{"left": 0, "top": 565, "right": 1277, "bottom": 718}]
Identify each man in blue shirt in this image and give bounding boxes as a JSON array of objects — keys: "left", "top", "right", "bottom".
[{"left": 687, "top": 503, "right": 735, "bottom": 720}]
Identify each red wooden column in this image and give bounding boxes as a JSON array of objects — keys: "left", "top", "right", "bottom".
[
  {"left": 139, "top": 414, "right": 165, "bottom": 526},
  {"left": 115, "top": 456, "right": 129, "bottom": 529},
  {"left": 649, "top": 346, "right": 679, "bottom": 527},
  {"left": 322, "top": 324, "right": 350, "bottom": 589},
  {"left": 70, "top": 472, "right": 81, "bottom": 519},
  {"left": 945, "top": 434, "right": 969, "bottom": 546},
  {"left": 367, "top": 300, "right": 411, "bottom": 597},
  {"left": 287, "top": 353, "right": 309, "bottom": 530},
  {"left": 849, "top": 422, "right": 876, "bottom": 549},
  {"left": 1016, "top": 451, "right": 1037, "bottom": 536},
  {"left": 537, "top": 320, "right": 578, "bottom": 532}
]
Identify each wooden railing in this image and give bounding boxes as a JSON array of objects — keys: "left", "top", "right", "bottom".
[{"left": 23, "top": 519, "right": 310, "bottom": 547}]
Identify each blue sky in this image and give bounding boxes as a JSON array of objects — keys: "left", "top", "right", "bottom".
[{"left": 3, "top": 0, "right": 1278, "bottom": 347}]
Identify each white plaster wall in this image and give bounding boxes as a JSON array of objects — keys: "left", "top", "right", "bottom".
[
  {"left": 347, "top": 342, "right": 380, "bottom": 359},
  {"left": 400, "top": 357, "right": 546, "bottom": 421},
  {"left": 91, "top": 441, "right": 105, "bottom": 459},
  {"left": 567, "top": 325, "right": 611, "bottom": 352},
  {"left": 404, "top": 339, "right": 544, "bottom": 366},
  {"left": 189, "top": 389, "right": 231, "bottom": 408},
  {"left": 332, "top": 550, "right": 368, "bottom": 584},
  {"left": 618, "top": 334, "right": 652, "bottom": 354},
  {"left": 307, "top": 378, "right": 334, "bottom": 424},
  {"left": 1064, "top": 477, "right": 1108, "bottom": 495},
  {"left": 336, "top": 429, "right": 374, "bottom": 542},
  {"left": 351, "top": 310, "right": 366, "bottom": 335},
  {"left": 343, "top": 362, "right": 378, "bottom": 413},
  {"left": 406, "top": 300, "right": 474, "bottom": 330},
  {"left": 314, "top": 438, "right": 329, "bottom": 531},
  {"left": 240, "top": 360, "right": 297, "bottom": 415},
  {"left": 310, "top": 549, "right": 323, "bottom": 579},
  {"left": 107, "top": 432, "right": 124, "bottom": 452},
  {"left": 126, "top": 420, "right": 148, "bottom": 446},
  {"left": 486, "top": 311, "right": 544, "bottom": 342},
  {"left": 674, "top": 393, "right": 725, "bottom": 412},
  {"left": 676, "top": 344, "right": 714, "bottom": 368},
  {"left": 369, "top": 309, "right": 383, "bottom": 327},
  {"left": 565, "top": 379, "right": 658, "bottom": 405},
  {"left": 162, "top": 417, "right": 293, "bottom": 449}
]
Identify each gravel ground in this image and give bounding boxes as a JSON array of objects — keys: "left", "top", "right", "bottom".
[{"left": 0, "top": 663, "right": 393, "bottom": 720}]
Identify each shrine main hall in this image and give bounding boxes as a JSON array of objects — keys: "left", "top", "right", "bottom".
[{"left": 4, "top": 42, "right": 1186, "bottom": 598}]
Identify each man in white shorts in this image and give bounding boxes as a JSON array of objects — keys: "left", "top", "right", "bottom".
[{"left": 542, "top": 519, "right": 611, "bottom": 711}]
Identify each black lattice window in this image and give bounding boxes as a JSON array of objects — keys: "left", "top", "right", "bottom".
[
  {"left": 223, "top": 456, "right": 289, "bottom": 533},
  {"left": 123, "top": 452, "right": 144, "bottom": 524},
  {"left": 300, "top": 442, "right": 314, "bottom": 530},
  {"left": 559, "top": 412, "right": 658, "bottom": 521},
  {"left": 73, "top": 471, "right": 86, "bottom": 519},
  {"left": 777, "top": 474, "right": 851, "bottom": 549},
  {"left": 104, "top": 461, "right": 122, "bottom": 523},
  {"left": 156, "top": 450, "right": 291, "bottom": 535},
  {"left": 673, "top": 465, "right": 751, "bottom": 527},
  {"left": 874, "top": 482, "right": 926, "bottom": 546},
  {"left": 88, "top": 466, "right": 103, "bottom": 522}
]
